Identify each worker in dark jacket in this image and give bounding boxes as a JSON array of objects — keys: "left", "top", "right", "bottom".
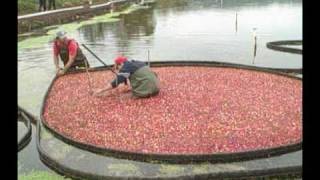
[
  {"left": 53, "top": 31, "right": 90, "bottom": 76},
  {"left": 48, "top": 0, "right": 56, "bottom": 10},
  {"left": 39, "top": 0, "right": 46, "bottom": 11},
  {"left": 93, "top": 56, "right": 160, "bottom": 98}
]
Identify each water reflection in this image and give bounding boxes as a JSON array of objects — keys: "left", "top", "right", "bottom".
[
  {"left": 19, "top": 0, "right": 302, "bottom": 67},
  {"left": 155, "top": 0, "right": 302, "bottom": 12},
  {"left": 80, "top": 23, "right": 107, "bottom": 42},
  {"left": 79, "top": 8, "right": 156, "bottom": 56},
  {"left": 81, "top": 1, "right": 300, "bottom": 65}
]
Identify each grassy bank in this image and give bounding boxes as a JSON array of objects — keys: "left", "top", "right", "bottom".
[
  {"left": 18, "top": 171, "right": 72, "bottom": 180},
  {"left": 18, "top": 0, "right": 108, "bottom": 15}
]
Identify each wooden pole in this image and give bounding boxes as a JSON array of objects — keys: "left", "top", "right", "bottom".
[
  {"left": 148, "top": 50, "right": 150, "bottom": 67},
  {"left": 252, "top": 28, "right": 257, "bottom": 64},
  {"left": 84, "top": 59, "right": 93, "bottom": 95},
  {"left": 235, "top": 12, "right": 238, "bottom": 33}
]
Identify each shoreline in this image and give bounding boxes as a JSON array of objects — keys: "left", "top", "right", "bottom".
[{"left": 18, "top": 0, "right": 154, "bottom": 34}]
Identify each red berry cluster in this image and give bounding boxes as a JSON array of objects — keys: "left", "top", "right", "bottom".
[{"left": 43, "top": 67, "right": 302, "bottom": 154}]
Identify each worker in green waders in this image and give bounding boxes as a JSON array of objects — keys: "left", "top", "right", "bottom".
[
  {"left": 93, "top": 56, "right": 160, "bottom": 98},
  {"left": 53, "top": 31, "right": 90, "bottom": 76}
]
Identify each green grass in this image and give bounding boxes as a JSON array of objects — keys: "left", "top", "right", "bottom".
[
  {"left": 50, "top": 142, "right": 73, "bottom": 160},
  {"left": 191, "top": 164, "right": 210, "bottom": 174},
  {"left": 158, "top": 164, "right": 185, "bottom": 175},
  {"left": 107, "top": 163, "right": 142, "bottom": 175},
  {"left": 18, "top": 171, "right": 71, "bottom": 180},
  {"left": 41, "top": 128, "right": 54, "bottom": 140}
]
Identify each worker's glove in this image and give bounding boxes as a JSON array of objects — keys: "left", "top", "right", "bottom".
[
  {"left": 57, "top": 69, "right": 65, "bottom": 76},
  {"left": 56, "top": 67, "right": 62, "bottom": 74}
]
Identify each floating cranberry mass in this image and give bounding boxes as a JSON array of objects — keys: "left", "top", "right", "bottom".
[{"left": 43, "top": 66, "right": 302, "bottom": 155}]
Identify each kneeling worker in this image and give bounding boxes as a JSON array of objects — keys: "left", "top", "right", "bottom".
[{"left": 93, "top": 56, "right": 160, "bottom": 98}]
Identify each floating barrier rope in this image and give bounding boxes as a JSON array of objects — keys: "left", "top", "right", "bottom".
[
  {"left": 18, "top": 106, "right": 32, "bottom": 152},
  {"left": 266, "top": 40, "right": 302, "bottom": 54}
]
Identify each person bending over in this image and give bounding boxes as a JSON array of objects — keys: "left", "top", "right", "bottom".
[
  {"left": 53, "top": 31, "right": 90, "bottom": 76},
  {"left": 93, "top": 56, "right": 160, "bottom": 98}
]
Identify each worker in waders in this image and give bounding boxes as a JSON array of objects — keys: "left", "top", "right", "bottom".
[
  {"left": 53, "top": 31, "right": 90, "bottom": 76},
  {"left": 48, "top": 0, "right": 56, "bottom": 10},
  {"left": 93, "top": 56, "right": 160, "bottom": 98},
  {"left": 39, "top": 0, "right": 46, "bottom": 11}
]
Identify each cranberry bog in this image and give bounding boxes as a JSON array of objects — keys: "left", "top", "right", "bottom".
[{"left": 41, "top": 61, "right": 302, "bottom": 163}]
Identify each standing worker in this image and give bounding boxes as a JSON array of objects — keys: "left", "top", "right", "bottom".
[
  {"left": 93, "top": 56, "right": 160, "bottom": 98},
  {"left": 53, "top": 31, "right": 90, "bottom": 76},
  {"left": 48, "top": 0, "right": 56, "bottom": 10},
  {"left": 39, "top": 0, "right": 46, "bottom": 11}
]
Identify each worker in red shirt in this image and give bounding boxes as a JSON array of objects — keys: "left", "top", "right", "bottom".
[{"left": 53, "top": 31, "right": 90, "bottom": 76}]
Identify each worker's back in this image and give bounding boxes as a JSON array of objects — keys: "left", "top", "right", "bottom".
[{"left": 127, "top": 60, "right": 160, "bottom": 98}]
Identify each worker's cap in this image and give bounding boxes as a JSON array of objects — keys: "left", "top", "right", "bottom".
[
  {"left": 56, "top": 30, "right": 67, "bottom": 39},
  {"left": 114, "top": 56, "right": 128, "bottom": 65}
]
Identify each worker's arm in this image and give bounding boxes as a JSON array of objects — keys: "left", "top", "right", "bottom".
[
  {"left": 57, "top": 54, "right": 75, "bottom": 76},
  {"left": 58, "top": 41, "right": 77, "bottom": 75},
  {"left": 63, "top": 54, "right": 76, "bottom": 73},
  {"left": 93, "top": 74, "right": 128, "bottom": 96},
  {"left": 93, "top": 67, "right": 130, "bottom": 96},
  {"left": 63, "top": 41, "right": 78, "bottom": 73},
  {"left": 53, "top": 55, "right": 60, "bottom": 72},
  {"left": 53, "top": 42, "right": 61, "bottom": 74},
  {"left": 110, "top": 73, "right": 129, "bottom": 88},
  {"left": 110, "top": 62, "right": 132, "bottom": 87},
  {"left": 93, "top": 83, "right": 113, "bottom": 96}
]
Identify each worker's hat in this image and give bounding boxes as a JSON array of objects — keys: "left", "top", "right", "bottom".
[
  {"left": 56, "top": 30, "right": 67, "bottom": 39},
  {"left": 114, "top": 56, "right": 128, "bottom": 65}
]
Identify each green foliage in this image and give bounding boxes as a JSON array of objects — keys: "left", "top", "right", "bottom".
[
  {"left": 191, "top": 164, "right": 210, "bottom": 174},
  {"left": 107, "top": 163, "right": 142, "bottom": 175},
  {"left": 18, "top": 0, "right": 37, "bottom": 15},
  {"left": 158, "top": 164, "right": 185, "bottom": 175},
  {"left": 50, "top": 142, "right": 72, "bottom": 160},
  {"left": 41, "top": 128, "right": 54, "bottom": 140}
]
